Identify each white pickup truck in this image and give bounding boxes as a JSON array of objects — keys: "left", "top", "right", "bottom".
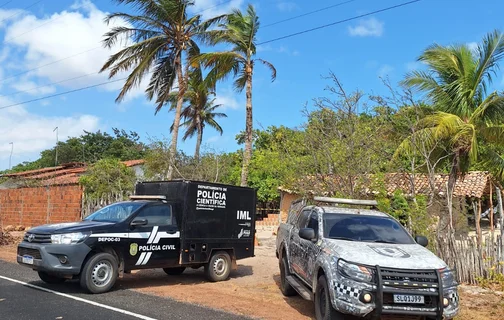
[{"left": 275, "top": 197, "right": 459, "bottom": 320}]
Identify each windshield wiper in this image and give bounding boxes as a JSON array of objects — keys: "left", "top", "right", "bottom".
[
  {"left": 370, "top": 240, "right": 397, "bottom": 244},
  {"left": 330, "top": 237, "right": 355, "bottom": 242}
]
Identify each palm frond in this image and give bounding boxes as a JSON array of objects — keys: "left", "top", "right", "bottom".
[
  {"left": 479, "top": 148, "right": 504, "bottom": 181},
  {"left": 256, "top": 58, "right": 276, "bottom": 81}
]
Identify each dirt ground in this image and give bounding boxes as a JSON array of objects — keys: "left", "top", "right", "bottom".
[{"left": 1, "top": 228, "right": 503, "bottom": 320}]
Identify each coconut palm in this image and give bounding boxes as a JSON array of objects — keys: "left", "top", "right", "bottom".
[
  {"left": 164, "top": 67, "right": 227, "bottom": 161},
  {"left": 99, "top": 0, "right": 223, "bottom": 179},
  {"left": 396, "top": 30, "right": 504, "bottom": 228},
  {"left": 194, "top": 4, "right": 276, "bottom": 186}
]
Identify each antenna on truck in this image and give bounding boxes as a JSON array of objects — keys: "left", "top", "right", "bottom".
[{"left": 312, "top": 196, "right": 378, "bottom": 207}]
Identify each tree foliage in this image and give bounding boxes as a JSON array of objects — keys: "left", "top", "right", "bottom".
[
  {"left": 79, "top": 158, "right": 137, "bottom": 200},
  {"left": 4, "top": 129, "right": 146, "bottom": 174}
]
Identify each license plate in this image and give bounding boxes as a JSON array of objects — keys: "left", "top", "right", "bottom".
[
  {"left": 393, "top": 294, "right": 424, "bottom": 304},
  {"left": 22, "top": 255, "right": 34, "bottom": 265}
]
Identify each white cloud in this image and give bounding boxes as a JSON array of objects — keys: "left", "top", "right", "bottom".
[
  {"left": 0, "top": 105, "right": 100, "bottom": 169},
  {"left": 348, "top": 17, "right": 384, "bottom": 37},
  {"left": 10, "top": 78, "right": 56, "bottom": 96},
  {"left": 188, "top": 0, "right": 244, "bottom": 20},
  {"left": 1, "top": 0, "right": 147, "bottom": 102},
  {"left": 406, "top": 61, "right": 422, "bottom": 71},
  {"left": 214, "top": 92, "right": 241, "bottom": 110},
  {"left": 276, "top": 2, "right": 298, "bottom": 12},
  {"left": 467, "top": 42, "right": 478, "bottom": 54},
  {"left": 378, "top": 64, "right": 394, "bottom": 78}
]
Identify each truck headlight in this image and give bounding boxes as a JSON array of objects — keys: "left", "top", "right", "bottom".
[
  {"left": 51, "top": 232, "right": 89, "bottom": 244},
  {"left": 337, "top": 259, "right": 375, "bottom": 283},
  {"left": 440, "top": 267, "right": 458, "bottom": 288}
]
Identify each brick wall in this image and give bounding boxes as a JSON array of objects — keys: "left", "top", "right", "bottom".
[{"left": 0, "top": 185, "right": 83, "bottom": 227}]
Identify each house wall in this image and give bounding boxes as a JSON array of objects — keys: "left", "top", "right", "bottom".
[
  {"left": 279, "top": 192, "right": 299, "bottom": 223},
  {"left": 0, "top": 185, "right": 83, "bottom": 227}
]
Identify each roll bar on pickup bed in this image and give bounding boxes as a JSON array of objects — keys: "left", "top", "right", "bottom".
[{"left": 312, "top": 196, "right": 378, "bottom": 207}]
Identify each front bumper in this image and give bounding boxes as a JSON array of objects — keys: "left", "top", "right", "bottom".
[
  {"left": 331, "top": 266, "right": 459, "bottom": 319},
  {"left": 17, "top": 241, "right": 91, "bottom": 276}
]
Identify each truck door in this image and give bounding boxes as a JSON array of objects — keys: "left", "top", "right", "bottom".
[
  {"left": 298, "top": 211, "right": 322, "bottom": 283},
  {"left": 125, "top": 203, "right": 180, "bottom": 269},
  {"left": 288, "top": 208, "right": 312, "bottom": 280}
]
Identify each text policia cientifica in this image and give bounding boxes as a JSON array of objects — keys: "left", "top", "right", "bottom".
[{"left": 196, "top": 189, "right": 227, "bottom": 206}]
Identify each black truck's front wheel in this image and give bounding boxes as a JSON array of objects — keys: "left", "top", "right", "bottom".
[
  {"left": 163, "top": 267, "right": 186, "bottom": 275},
  {"left": 205, "top": 251, "right": 231, "bottom": 282},
  {"left": 37, "top": 271, "right": 66, "bottom": 284},
  {"left": 315, "top": 275, "right": 344, "bottom": 320},
  {"left": 80, "top": 252, "right": 118, "bottom": 294}
]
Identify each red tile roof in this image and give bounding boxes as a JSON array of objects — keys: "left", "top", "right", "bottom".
[
  {"left": 279, "top": 171, "right": 498, "bottom": 199},
  {"left": 1, "top": 160, "right": 145, "bottom": 187}
]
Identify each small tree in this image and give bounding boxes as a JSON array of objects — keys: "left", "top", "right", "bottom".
[{"left": 79, "top": 159, "right": 136, "bottom": 216}]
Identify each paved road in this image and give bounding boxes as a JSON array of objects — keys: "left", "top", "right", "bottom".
[{"left": 0, "top": 260, "right": 249, "bottom": 320}]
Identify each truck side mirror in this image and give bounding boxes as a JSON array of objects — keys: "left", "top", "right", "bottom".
[
  {"left": 130, "top": 219, "right": 148, "bottom": 227},
  {"left": 299, "top": 228, "right": 316, "bottom": 241},
  {"left": 415, "top": 236, "right": 428, "bottom": 247}
]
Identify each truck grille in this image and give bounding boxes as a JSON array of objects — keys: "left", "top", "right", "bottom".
[
  {"left": 380, "top": 268, "right": 439, "bottom": 288},
  {"left": 18, "top": 247, "right": 42, "bottom": 259},
  {"left": 23, "top": 233, "right": 51, "bottom": 244},
  {"left": 376, "top": 266, "right": 442, "bottom": 318}
]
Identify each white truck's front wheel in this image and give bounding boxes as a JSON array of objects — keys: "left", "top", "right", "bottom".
[{"left": 79, "top": 252, "right": 118, "bottom": 294}]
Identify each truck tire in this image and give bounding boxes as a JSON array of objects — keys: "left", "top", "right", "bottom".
[
  {"left": 279, "top": 255, "right": 297, "bottom": 296},
  {"left": 37, "top": 271, "right": 66, "bottom": 284},
  {"left": 80, "top": 252, "right": 118, "bottom": 294},
  {"left": 315, "top": 275, "right": 344, "bottom": 320},
  {"left": 205, "top": 251, "right": 231, "bottom": 282},
  {"left": 163, "top": 267, "right": 186, "bottom": 275}
]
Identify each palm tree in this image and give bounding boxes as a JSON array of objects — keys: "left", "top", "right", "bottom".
[
  {"left": 99, "top": 0, "right": 223, "bottom": 179},
  {"left": 165, "top": 67, "right": 227, "bottom": 161},
  {"left": 396, "top": 29, "right": 504, "bottom": 230},
  {"left": 194, "top": 4, "right": 276, "bottom": 186}
]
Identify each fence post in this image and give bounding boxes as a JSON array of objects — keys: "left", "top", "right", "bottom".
[{"left": 497, "top": 187, "right": 504, "bottom": 259}]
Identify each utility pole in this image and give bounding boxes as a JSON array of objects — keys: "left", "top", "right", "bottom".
[
  {"left": 8, "top": 142, "right": 13, "bottom": 170},
  {"left": 53, "top": 127, "right": 58, "bottom": 166}
]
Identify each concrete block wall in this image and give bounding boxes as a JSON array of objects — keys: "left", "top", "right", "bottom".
[{"left": 0, "top": 185, "right": 83, "bottom": 227}]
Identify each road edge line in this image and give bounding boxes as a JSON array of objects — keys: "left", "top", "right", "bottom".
[{"left": 0, "top": 275, "right": 158, "bottom": 320}]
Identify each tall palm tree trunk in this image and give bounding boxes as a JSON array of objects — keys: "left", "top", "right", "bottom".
[
  {"left": 240, "top": 69, "right": 253, "bottom": 187},
  {"left": 167, "top": 53, "right": 185, "bottom": 180},
  {"left": 446, "top": 151, "right": 460, "bottom": 234},
  {"left": 195, "top": 118, "right": 202, "bottom": 162}
]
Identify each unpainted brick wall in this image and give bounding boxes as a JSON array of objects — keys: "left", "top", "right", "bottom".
[{"left": 0, "top": 185, "right": 83, "bottom": 227}]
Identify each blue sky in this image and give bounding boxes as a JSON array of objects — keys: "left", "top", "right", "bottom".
[{"left": 0, "top": 0, "right": 503, "bottom": 170}]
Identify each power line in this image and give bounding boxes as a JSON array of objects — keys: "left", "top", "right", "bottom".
[
  {"left": 262, "top": 0, "right": 357, "bottom": 29},
  {"left": 0, "top": 0, "right": 42, "bottom": 25},
  {"left": 258, "top": 0, "right": 422, "bottom": 45},
  {"left": 0, "top": 1, "right": 13, "bottom": 9},
  {"left": 194, "top": 0, "right": 233, "bottom": 14},
  {"left": 0, "top": 46, "right": 101, "bottom": 83},
  {"left": 0, "top": 76, "right": 132, "bottom": 110},
  {"left": 4, "top": 12, "right": 65, "bottom": 42},
  {"left": 0, "top": 0, "right": 234, "bottom": 84},
  {"left": 0, "top": 71, "right": 101, "bottom": 98}
]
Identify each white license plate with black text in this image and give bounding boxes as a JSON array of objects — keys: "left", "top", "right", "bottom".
[
  {"left": 393, "top": 294, "right": 424, "bottom": 304},
  {"left": 22, "top": 255, "right": 34, "bottom": 265}
]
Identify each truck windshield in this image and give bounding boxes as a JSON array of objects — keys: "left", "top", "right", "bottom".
[
  {"left": 84, "top": 202, "right": 144, "bottom": 222},
  {"left": 323, "top": 213, "right": 415, "bottom": 244}
]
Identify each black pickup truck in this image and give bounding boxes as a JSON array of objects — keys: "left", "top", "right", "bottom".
[{"left": 17, "top": 180, "right": 257, "bottom": 293}]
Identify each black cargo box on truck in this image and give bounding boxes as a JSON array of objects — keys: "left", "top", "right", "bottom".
[{"left": 134, "top": 179, "right": 257, "bottom": 264}]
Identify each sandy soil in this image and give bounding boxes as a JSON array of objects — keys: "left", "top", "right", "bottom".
[{"left": 1, "top": 229, "right": 503, "bottom": 320}]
